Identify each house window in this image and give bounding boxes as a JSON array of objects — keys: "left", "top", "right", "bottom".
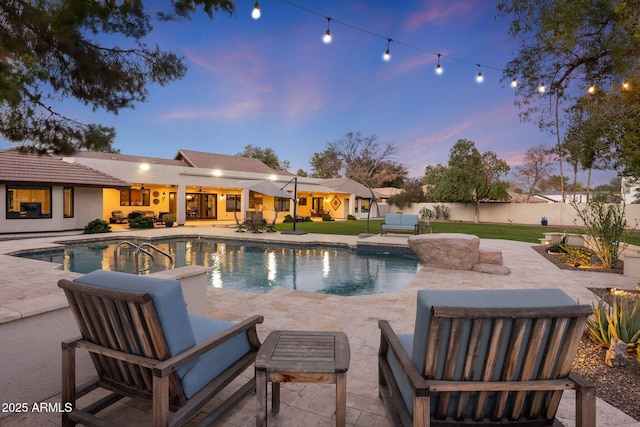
[
  {"left": 360, "top": 199, "right": 370, "bottom": 213},
  {"left": 6, "top": 186, "right": 52, "bottom": 219},
  {"left": 120, "top": 188, "right": 150, "bottom": 206},
  {"left": 249, "top": 191, "right": 263, "bottom": 211},
  {"left": 64, "top": 187, "right": 74, "bottom": 218},
  {"left": 225, "top": 194, "right": 241, "bottom": 212},
  {"left": 274, "top": 197, "right": 291, "bottom": 212}
]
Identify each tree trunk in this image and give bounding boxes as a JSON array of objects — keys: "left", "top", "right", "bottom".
[
  {"left": 554, "top": 92, "right": 565, "bottom": 203},
  {"left": 586, "top": 168, "right": 592, "bottom": 203},
  {"left": 473, "top": 202, "right": 480, "bottom": 223}
]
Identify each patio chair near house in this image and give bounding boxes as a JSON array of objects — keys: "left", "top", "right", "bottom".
[
  {"left": 58, "top": 270, "right": 263, "bottom": 427},
  {"left": 109, "top": 210, "right": 127, "bottom": 224},
  {"left": 266, "top": 208, "right": 279, "bottom": 232},
  {"left": 378, "top": 288, "right": 595, "bottom": 427},
  {"left": 234, "top": 209, "right": 247, "bottom": 232}
]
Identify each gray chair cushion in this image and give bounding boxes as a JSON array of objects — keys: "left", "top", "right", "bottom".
[
  {"left": 392, "top": 288, "right": 579, "bottom": 417},
  {"left": 74, "top": 270, "right": 196, "bottom": 360},
  {"left": 181, "top": 315, "right": 251, "bottom": 398}
]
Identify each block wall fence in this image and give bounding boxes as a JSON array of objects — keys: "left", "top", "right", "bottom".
[{"left": 388, "top": 202, "right": 640, "bottom": 229}]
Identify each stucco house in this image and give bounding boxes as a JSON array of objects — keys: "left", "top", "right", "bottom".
[
  {"left": 1, "top": 148, "right": 374, "bottom": 234},
  {"left": 0, "top": 149, "right": 130, "bottom": 234}
]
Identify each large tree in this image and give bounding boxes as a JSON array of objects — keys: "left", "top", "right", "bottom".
[
  {"left": 563, "top": 94, "right": 616, "bottom": 201},
  {"left": 512, "top": 144, "right": 555, "bottom": 202},
  {"left": 423, "top": 139, "right": 510, "bottom": 223},
  {"left": 0, "top": 0, "right": 235, "bottom": 154},
  {"left": 497, "top": 0, "right": 640, "bottom": 199},
  {"left": 236, "top": 145, "right": 290, "bottom": 171},
  {"left": 310, "top": 132, "right": 407, "bottom": 187}
]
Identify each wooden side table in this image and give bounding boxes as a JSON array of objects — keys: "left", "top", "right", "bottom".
[
  {"left": 419, "top": 223, "right": 433, "bottom": 233},
  {"left": 255, "top": 330, "right": 350, "bottom": 427}
]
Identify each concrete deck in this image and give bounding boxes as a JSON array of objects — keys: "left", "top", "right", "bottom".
[{"left": 0, "top": 225, "right": 638, "bottom": 426}]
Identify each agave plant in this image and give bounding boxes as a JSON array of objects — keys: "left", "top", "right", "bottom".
[{"left": 585, "top": 296, "right": 640, "bottom": 348}]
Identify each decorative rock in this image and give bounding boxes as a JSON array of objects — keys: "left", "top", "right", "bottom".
[
  {"left": 605, "top": 338, "right": 628, "bottom": 367},
  {"left": 408, "top": 233, "right": 480, "bottom": 270},
  {"left": 479, "top": 249, "right": 503, "bottom": 265},
  {"left": 472, "top": 263, "right": 511, "bottom": 275}
]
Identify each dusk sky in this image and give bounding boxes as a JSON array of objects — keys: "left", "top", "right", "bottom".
[{"left": 2, "top": 0, "right": 615, "bottom": 185}]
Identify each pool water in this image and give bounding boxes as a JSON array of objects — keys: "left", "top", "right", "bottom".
[{"left": 17, "top": 238, "right": 421, "bottom": 296}]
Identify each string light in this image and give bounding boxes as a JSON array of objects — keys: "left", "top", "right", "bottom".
[
  {"left": 252, "top": 1, "right": 261, "bottom": 19},
  {"left": 265, "top": 0, "right": 632, "bottom": 90},
  {"left": 435, "top": 53, "right": 443, "bottom": 75},
  {"left": 587, "top": 85, "right": 596, "bottom": 94},
  {"left": 383, "top": 38, "right": 392, "bottom": 61},
  {"left": 323, "top": 17, "right": 332, "bottom": 44}
]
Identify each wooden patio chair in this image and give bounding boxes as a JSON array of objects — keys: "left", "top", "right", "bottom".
[
  {"left": 58, "top": 270, "right": 263, "bottom": 427},
  {"left": 378, "top": 288, "right": 595, "bottom": 427}
]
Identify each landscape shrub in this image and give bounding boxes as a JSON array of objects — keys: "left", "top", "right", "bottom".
[
  {"left": 83, "top": 219, "right": 111, "bottom": 234},
  {"left": 586, "top": 297, "right": 640, "bottom": 349},
  {"left": 419, "top": 207, "right": 434, "bottom": 220},
  {"left": 559, "top": 245, "right": 591, "bottom": 266},
  {"left": 572, "top": 200, "right": 628, "bottom": 269},
  {"left": 433, "top": 204, "right": 450, "bottom": 220},
  {"left": 129, "top": 216, "right": 155, "bottom": 229}
]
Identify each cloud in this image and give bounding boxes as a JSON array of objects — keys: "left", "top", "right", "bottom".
[
  {"left": 160, "top": 98, "right": 266, "bottom": 121},
  {"left": 161, "top": 46, "right": 329, "bottom": 123},
  {"left": 395, "top": 102, "right": 532, "bottom": 176},
  {"left": 380, "top": 54, "right": 435, "bottom": 80},
  {"left": 404, "top": 1, "right": 482, "bottom": 31},
  {"left": 185, "top": 47, "right": 270, "bottom": 95}
]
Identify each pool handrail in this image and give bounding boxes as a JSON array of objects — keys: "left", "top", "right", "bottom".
[{"left": 114, "top": 241, "right": 174, "bottom": 274}]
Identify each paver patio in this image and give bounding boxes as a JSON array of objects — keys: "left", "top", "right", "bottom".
[{"left": 0, "top": 225, "right": 638, "bottom": 426}]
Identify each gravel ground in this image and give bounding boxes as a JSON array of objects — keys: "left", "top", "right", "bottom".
[{"left": 535, "top": 246, "right": 640, "bottom": 421}]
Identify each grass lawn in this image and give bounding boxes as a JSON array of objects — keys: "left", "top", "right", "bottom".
[{"left": 274, "top": 219, "right": 640, "bottom": 246}]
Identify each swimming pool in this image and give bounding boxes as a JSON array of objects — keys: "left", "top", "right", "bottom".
[{"left": 16, "top": 237, "right": 421, "bottom": 296}]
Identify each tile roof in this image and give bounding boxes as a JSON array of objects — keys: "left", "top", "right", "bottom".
[
  {"left": 175, "top": 150, "right": 276, "bottom": 174},
  {"left": 71, "top": 150, "right": 188, "bottom": 167},
  {"left": 0, "top": 149, "right": 130, "bottom": 188}
]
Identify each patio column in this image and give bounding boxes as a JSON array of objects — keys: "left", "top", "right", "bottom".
[
  {"left": 177, "top": 185, "right": 186, "bottom": 225},
  {"left": 241, "top": 188, "right": 250, "bottom": 220}
]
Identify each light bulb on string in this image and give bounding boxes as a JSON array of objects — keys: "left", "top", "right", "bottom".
[
  {"left": 252, "top": 2, "right": 261, "bottom": 19},
  {"left": 538, "top": 83, "right": 546, "bottom": 93},
  {"left": 622, "top": 82, "right": 631, "bottom": 90},
  {"left": 588, "top": 85, "right": 596, "bottom": 94},
  {"left": 511, "top": 78, "right": 518, "bottom": 88},
  {"left": 475, "top": 65, "right": 483, "bottom": 83},
  {"left": 323, "top": 17, "right": 332, "bottom": 44},
  {"left": 435, "top": 54, "right": 443, "bottom": 75},
  {"left": 383, "top": 38, "right": 392, "bottom": 61}
]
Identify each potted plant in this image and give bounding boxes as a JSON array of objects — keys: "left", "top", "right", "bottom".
[
  {"left": 541, "top": 216, "right": 548, "bottom": 226},
  {"left": 162, "top": 213, "right": 176, "bottom": 227}
]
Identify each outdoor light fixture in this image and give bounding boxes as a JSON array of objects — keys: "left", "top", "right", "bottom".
[
  {"left": 538, "top": 83, "right": 546, "bottom": 93},
  {"left": 511, "top": 78, "right": 518, "bottom": 88},
  {"left": 383, "top": 38, "right": 392, "bottom": 61},
  {"left": 622, "top": 82, "right": 631, "bottom": 90},
  {"left": 252, "top": 2, "right": 261, "bottom": 19},
  {"left": 435, "top": 54, "right": 443, "bottom": 75},
  {"left": 476, "top": 65, "right": 483, "bottom": 83},
  {"left": 323, "top": 17, "right": 332, "bottom": 44},
  {"left": 588, "top": 85, "right": 596, "bottom": 94}
]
